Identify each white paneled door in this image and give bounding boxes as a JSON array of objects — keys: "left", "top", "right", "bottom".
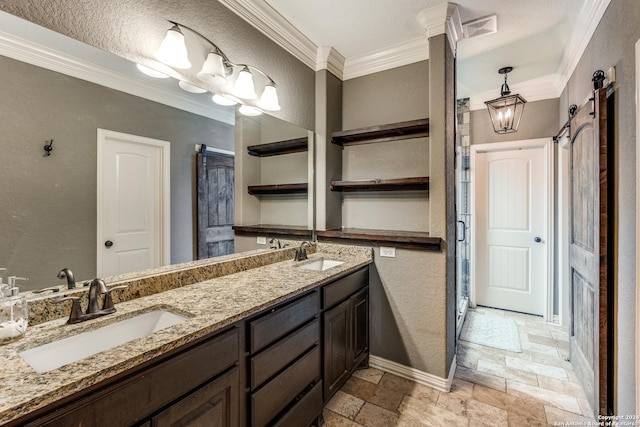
[
  {"left": 97, "top": 129, "right": 170, "bottom": 277},
  {"left": 474, "top": 142, "right": 548, "bottom": 316}
]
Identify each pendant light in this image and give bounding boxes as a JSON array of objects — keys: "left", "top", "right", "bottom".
[
  {"left": 484, "top": 67, "right": 527, "bottom": 134},
  {"left": 155, "top": 24, "right": 191, "bottom": 69}
]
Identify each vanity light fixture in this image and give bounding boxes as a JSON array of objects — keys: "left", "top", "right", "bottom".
[
  {"left": 484, "top": 67, "right": 527, "bottom": 134},
  {"left": 155, "top": 24, "right": 191, "bottom": 69},
  {"left": 155, "top": 21, "right": 281, "bottom": 114}
]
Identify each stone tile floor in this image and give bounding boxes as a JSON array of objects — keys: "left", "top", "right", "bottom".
[{"left": 323, "top": 306, "right": 597, "bottom": 426}]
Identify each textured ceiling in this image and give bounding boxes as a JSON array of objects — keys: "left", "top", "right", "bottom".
[{"left": 264, "top": 0, "right": 590, "bottom": 99}]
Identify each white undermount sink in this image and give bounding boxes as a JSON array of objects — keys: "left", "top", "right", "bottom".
[
  {"left": 19, "top": 309, "right": 187, "bottom": 373},
  {"left": 300, "top": 259, "right": 344, "bottom": 271}
]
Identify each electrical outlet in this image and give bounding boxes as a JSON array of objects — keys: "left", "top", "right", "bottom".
[
  {"left": 256, "top": 236, "right": 267, "bottom": 245},
  {"left": 380, "top": 247, "right": 396, "bottom": 258}
]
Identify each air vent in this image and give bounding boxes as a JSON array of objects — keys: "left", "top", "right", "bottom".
[{"left": 462, "top": 14, "right": 497, "bottom": 39}]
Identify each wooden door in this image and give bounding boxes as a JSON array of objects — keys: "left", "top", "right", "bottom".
[
  {"left": 98, "top": 130, "right": 170, "bottom": 277},
  {"left": 197, "top": 150, "right": 234, "bottom": 259},
  {"left": 350, "top": 287, "right": 369, "bottom": 369},
  {"left": 475, "top": 143, "right": 548, "bottom": 316},
  {"left": 323, "top": 299, "right": 350, "bottom": 401},
  {"left": 569, "top": 88, "right": 610, "bottom": 416}
]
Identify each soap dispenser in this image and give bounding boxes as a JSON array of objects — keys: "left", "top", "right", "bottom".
[{"left": 0, "top": 276, "right": 29, "bottom": 342}]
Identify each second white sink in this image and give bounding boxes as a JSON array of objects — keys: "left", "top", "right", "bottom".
[
  {"left": 19, "top": 309, "right": 187, "bottom": 373},
  {"left": 300, "top": 259, "right": 344, "bottom": 271}
]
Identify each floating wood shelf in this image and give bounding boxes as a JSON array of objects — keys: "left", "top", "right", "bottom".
[
  {"left": 247, "top": 137, "right": 308, "bottom": 157},
  {"left": 316, "top": 228, "right": 442, "bottom": 251},
  {"left": 331, "top": 177, "right": 429, "bottom": 192},
  {"left": 233, "top": 224, "right": 313, "bottom": 238},
  {"left": 331, "top": 118, "right": 429, "bottom": 147},
  {"left": 248, "top": 183, "right": 308, "bottom": 195}
]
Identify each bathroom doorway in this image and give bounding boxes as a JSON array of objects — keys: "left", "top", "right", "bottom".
[{"left": 96, "top": 129, "right": 171, "bottom": 277}]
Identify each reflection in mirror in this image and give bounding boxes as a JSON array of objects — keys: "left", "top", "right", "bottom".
[
  {"left": 0, "top": 12, "right": 313, "bottom": 292},
  {"left": 0, "top": 12, "right": 238, "bottom": 292},
  {"left": 234, "top": 114, "right": 314, "bottom": 253}
]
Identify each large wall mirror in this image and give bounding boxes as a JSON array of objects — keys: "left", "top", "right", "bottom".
[{"left": 0, "top": 12, "right": 313, "bottom": 292}]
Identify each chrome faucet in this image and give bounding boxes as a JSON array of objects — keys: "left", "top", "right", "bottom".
[
  {"left": 294, "top": 241, "right": 312, "bottom": 261},
  {"left": 57, "top": 268, "right": 76, "bottom": 289},
  {"left": 54, "top": 278, "right": 127, "bottom": 324},
  {"left": 87, "top": 278, "right": 108, "bottom": 314},
  {"left": 269, "top": 237, "right": 285, "bottom": 249}
]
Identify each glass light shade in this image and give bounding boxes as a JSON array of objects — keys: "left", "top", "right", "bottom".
[
  {"left": 178, "top": 81, "right": 207, "bottom": 93},
  {"left": 198, "top": 52, "right": 227, "bottom": 85},
  {"left": 232, "top": 67, "right": 257, "bottom": 99},
  {"left": 484, "top": 94, "right": 526, "bottom": 134},
  {"left": 136, "top": 63, "right": 170, "bottom": 78},
  {"left": 212, "top": 94, "right": 238, "bottom": 106},
  {"left": 239, "top": 105, "right": 263, "bottom": 116},
  {"left": 258, "top": 84, "right": 281, "bottom": 111},
  {"left": 155, "top": 25, "right": 191, "bottom": 69}
]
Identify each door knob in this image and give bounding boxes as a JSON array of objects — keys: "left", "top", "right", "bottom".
[
  {"left": 104, "top": 240, "right": 114, "bottom": 248},
  {"left": 534, "top": 237, "right": 542, "bottom": 243}
]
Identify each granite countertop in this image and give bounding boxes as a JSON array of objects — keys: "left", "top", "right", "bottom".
[{"left": 0, "top": 244, "right": 372, "bottom": 425}]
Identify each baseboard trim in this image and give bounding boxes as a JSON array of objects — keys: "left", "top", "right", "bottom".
[{"left": 369, "top": 354, "right": 457, "bottom": 393}]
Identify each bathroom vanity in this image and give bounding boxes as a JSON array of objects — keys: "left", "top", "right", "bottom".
[{"left": 0, "top": 245, "right": 371, "bottom": 427}]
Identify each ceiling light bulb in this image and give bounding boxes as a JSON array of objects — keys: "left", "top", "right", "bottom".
[
  {"left": 198, "top": 51, "right": 227, "bottom": 86},
  {"left": 155, "top": 24, "right": 191, "bottom": 69},
  {"left": 258, "top": 83, "right": 280, "bottom": 111},
  {"left": 136, "top": 63, "right": 170, "bottom": 78},
  {"left": 178, "top": 81, "right": 207, "bottom": 93},
  {"left": 212, "top": 94, "right": 238, "bottom": 106},
  {"left": 239, "top": 105, "right": 263, "bottom": 116},
  {"left": 233, "top": 66, "right": 257, "bottom": 99}
]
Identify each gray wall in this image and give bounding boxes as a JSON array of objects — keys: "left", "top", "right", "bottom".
[
  {"left": 470, "top": 98, "right": 560, "bottom": 144},
  {"left": 561, "top": 0, "right": 639, "bottom": 414},
  {"left": 0, "top": 55, "right": 233, "bottom": 290},
  {"left": 341, "top": 59, "right": 453, "bottom": 378}
]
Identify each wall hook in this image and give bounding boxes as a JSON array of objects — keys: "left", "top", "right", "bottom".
[{"left": 43, "top": 140, "right": 54, "bottom": 157}]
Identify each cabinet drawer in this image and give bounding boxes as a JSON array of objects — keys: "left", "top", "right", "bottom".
[
  {"left": 323, "top": 267, "right": 368, "bottom": 309},
  {"left": 251, "top": 319, "right": 319, "bottom": 389},
  {"left": 250, "top": 291, "right": 319, "bottom": 354},
  {"left": 251, "top": 346, "right": 321, "bottom": 427},
  {"left": 272, "top": 380, "right": 323, "bottom": 427}
]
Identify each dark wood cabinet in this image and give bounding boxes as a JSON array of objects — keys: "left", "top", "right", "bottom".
[
  {"left": 151, "top": 367, "right": 239, "bottom": 427},
  {"left": 323, "top": 299, "right": 351, "bottom": 399},
  {"left": 11, "top": 266, "right": 370, "bottom": 427},
  {"left": 351, "top": 288, "right": 369, "bottom": 369},
  {"left": 322, "top": 267, "right": 370, "bottom": 402}
]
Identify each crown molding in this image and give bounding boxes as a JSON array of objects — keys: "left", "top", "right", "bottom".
[
  {"left": 417, "top": 2, "right": 462, "bottom": 53},
  {"left": 0, "top": 24, "right": 235, "bottom": 124},
  {"left": 468, "top": 73, "right": 565, "bottom": 111},
  {"left": 557, "top": 0, "right": 610, "bottom": 82},
  {"left": 343, "top": 37, "right": 429, "bottom": 80},
  {"left": 218, "top": 0, "right": 317, "bottom": 70},
  {"left": 317, "top": 46, "right": 345, "bottom": 79}
]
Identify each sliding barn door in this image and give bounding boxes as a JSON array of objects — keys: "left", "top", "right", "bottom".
[
  {"left": 569, "top": 88, "right": 610, "bottom": 416},
  {"left": 197, "top": 151, "right": 235, "bottom": 259}
]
